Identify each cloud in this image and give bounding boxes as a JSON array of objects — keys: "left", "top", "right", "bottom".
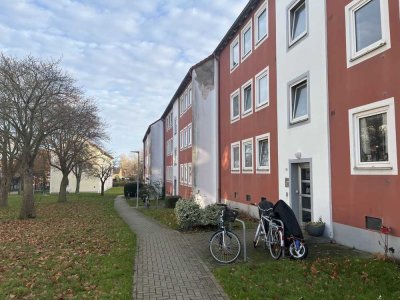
[{"left": 0, "top": 0, "right": 246, "bottom": 155}]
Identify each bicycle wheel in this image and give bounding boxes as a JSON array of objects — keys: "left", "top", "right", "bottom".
[
  {"left": 289, "top": 239, "right": 308, "bottom": 260},
  {"left": 269, "top": 227, "right": 283, "bottom": 260},
  {"left": 253, "top": 223, "right": 262, "bottom": 248},
  {"left": 209, "top": 230, "right": 241, "bottom": 264}
]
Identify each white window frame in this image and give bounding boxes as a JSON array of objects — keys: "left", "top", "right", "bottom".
[
  {"left": 174, "top": 117, "right": 177, "bottom": 135},
  {"left": 188, "top": 163, "right": 192, "bottom": 186},
  {"left": 231, "top": 141, "right": 241, "bottom": 173},
  {"left": 242, "top": 138, "right": 254, "bottom": 173},
  {"left": 254, "top": 1, "right": 268, "bottom": 48},
  {"left": 241, "top": 19, "right": 253, "bottom": 62},
  {"left": 255, "top": 66, "right": 269, "bottom": 111},
  {"left": 183, "top": 163, "right": 188, "bottom": 185},
  {"left": 188, "top": 87, "right": 192, "bottom": 107},
  {"left": 288, "top": 0, "right": 308, "bottom": 48},
  {"left": 255, "top": 133, "right": 271, "bottom": 173},
  {"left": 180, "top": 130, "right": 184, "bottom": 150},
  {"left": 289, "top": 75, "right": 309, "bottom": 125},
  {"left": 230, "top": 89, "right": 240, "bottom": 123},
  {"left": 230, "top": 36, "right": 240, "bottom": 72},
  {"left": 241, "top": 79, "right": 253, "bottom": 117},
  {"left": 180, "top": 97, "right": 184, "bottom": 116},
  {"left": 348, "top": 97, "right": 397, "bottom": 175},
  {"left": 180, "top": 164, "right": 183, "bottom": 183},
  {"left": 345, "top": 0, "right": 391, "bottom": 68},
  {"left": 187, "top": 123, "right": 192, "bottom": 147},
  {"left": 183, "top": 126, "right": 188, "bottom": 148}
]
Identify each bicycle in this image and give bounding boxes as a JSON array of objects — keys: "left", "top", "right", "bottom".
[
  {"left": 253, "top": 203, "right": 284, "bottom": 259},
  {"left": 209, "top": 204, "right": 241, "bottom": 264}
]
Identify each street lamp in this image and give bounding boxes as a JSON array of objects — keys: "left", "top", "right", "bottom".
[{"left": 131, "top": 151, "right": 140, "bottom": 208}]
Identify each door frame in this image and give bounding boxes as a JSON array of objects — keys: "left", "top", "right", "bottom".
[{"left": 288, "top": 158, "right": 313, "bottom": 225}]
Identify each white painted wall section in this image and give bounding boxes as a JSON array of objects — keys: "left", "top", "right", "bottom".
[{"left": 276, "top": 0, "right": 332, "bottom": 236}]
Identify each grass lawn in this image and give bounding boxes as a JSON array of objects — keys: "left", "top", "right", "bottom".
[
  {"left": 0, "top": 187, "right": 135, "bottom": 299},
  {"left": 125, "top": 197, "right": 179, "bottom": 230},
  {"left": 214, "top": 255, "right": 400, "bottom": 300}
]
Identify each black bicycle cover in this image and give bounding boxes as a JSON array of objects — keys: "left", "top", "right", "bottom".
[{"left": 273, "top": 200, "right": 303, "bottom": 239}]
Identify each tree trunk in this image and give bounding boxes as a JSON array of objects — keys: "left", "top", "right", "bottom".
[
  {"left": 19, "top": 166, "right": 36, "bottom": 219},
  {"left": 75, "top": 173, "right": 81, "bottom": 194},
  {"left": 0, "top": 176, "right": 10, "bottom": 207},
  {"left": 58, "top": 173, "right": 69, "bottom": 203},
  {"left": 100, "top": 180, "right": 105, "bottom": 196}
]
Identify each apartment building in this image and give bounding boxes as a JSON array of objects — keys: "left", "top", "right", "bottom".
[
  {"left": 327, "top": 0, "right": 400, "bottom": 256},
  {"left": 143, "top": 119, "right": 164, "bottom": 192},
  {"left": 215, "top": 0, "right": 279, "bottom": 215},
  {"left": 142, "top": 0, "right": 400, "bottom": 257},
  {"left": 162, "top": 56, "right": 218, "bottom": 206}
]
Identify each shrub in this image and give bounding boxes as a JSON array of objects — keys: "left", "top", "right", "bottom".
[
  {"left": 175, "top": 199, "right": 202, "bottom": 230},
  {"left": 200, "top": 204, "right": 220, "bottom": 226},
  {"left": 164, "top": 196, "right": 181, "bottom": 208}
]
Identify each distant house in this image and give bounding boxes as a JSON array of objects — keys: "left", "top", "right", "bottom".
[{"left": 49, "top": 144, "right": 113, "bottom": 194}]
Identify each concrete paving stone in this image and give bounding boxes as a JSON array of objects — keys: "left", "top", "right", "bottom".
[{"left": 114, "top": 196, "right": 229, "bottom": 300}]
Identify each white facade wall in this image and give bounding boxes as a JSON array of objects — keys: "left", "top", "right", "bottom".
[
  {"left": 192, "top": 58, "right": 218, "bottom": 207},
  {"left": 149, "top": 120, "right": 164, "bottom": 190},
  {"left": 172, "top": 100, "right": 179, "bottom": 195},
  {"left": 50, "top": 167, "right": 113, "bottom": 194},
  {"left": 276, "top": 0, "right": 332, "bottom": 236}
]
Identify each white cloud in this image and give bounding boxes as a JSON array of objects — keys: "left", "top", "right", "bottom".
[{"left": 0, "top": 0, "right": 246, "bottom": 155}]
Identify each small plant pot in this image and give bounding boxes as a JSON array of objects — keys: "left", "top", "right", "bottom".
[{"left": 306, "top": 223, "right": 325, "bottom": 237}]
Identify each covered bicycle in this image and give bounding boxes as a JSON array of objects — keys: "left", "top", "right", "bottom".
[{"left": 253, "top": 199, "right": 308, "bottom": 260}]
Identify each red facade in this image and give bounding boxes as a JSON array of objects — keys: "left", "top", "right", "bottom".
[
  {"left": 218, "top": 0, "right": 278, "bottom": 205},
  {"left": 327, "top": 0, "right": 400, "bottom": 236}
]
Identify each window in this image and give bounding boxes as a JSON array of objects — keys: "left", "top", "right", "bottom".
[
  {"left": 183, "top": 127, "right": 188, "bottom": 148},
  {"left": 188, "top": 163, "right": 192, "bottom": 186},
  {"left": 289, "top": 75, "right": 309, "bottom": 124},
  {"left": 184, "top": 164, "right": 188, "bottom": 185},
  {"left": 187, "top": 124, "right": 192, "bottom": 146},
  {"left": 255, "top": 67, "right": 269, "bottom": 110},
  {"left": 256, "top": 133, "right": 270, "bottom": 173},
  {"left": 188, "top": 88, "right": 192, "bottom": 107},
  {"left": 348, "top": 98, "right": 397, "bottom": 175},
  {"left": 230, "top": 89, "right": 240, "bottom": 122},
  {"left": 241, "top": 20, "right": 252, "bottom": 61},
  {"left": 230, "top": 36, "right": 240, "bottom": 71},
  {"left": 180, "top": 130, "right": 184, "bottom": 150},
  {"left": 242, "top": 138, "right": 254, "bottom": 172},
  {"left": 184, "top": 93, "right": 188, "bottom": 111},
  {"left": 231, "top": 142, "right": 240, "bottom": 173},
  {"left": 255, "top": 1, "right": 268, "bottom": 47},
  {"left": 180, "top": 164, "right": 184, "bottom": 183},
  {"left": 288, "top": 0, "right": 307, "bottom": 47},
  {"left": 241, "top": 79, "right": 253, "bottom": 117},
  {"left": 180, "top": 97, "right": 184, "bottom": 115},
  {"left": 174, "top": 117, "right": 177, "bottom": 135},
  {"left": 173, "top": 147, "right": 177, "bottom": 166},
  {"left": 345, "top": 0, "right": 390, "bottom": 66}
]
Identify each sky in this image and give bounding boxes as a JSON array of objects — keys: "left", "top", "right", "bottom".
[{"left": 0, "top": 0, "right": 247, "bottom": 158}]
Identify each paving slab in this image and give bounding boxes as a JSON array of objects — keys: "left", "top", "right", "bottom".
[{"left": 114, "top": 196, "right": 229, "bottom": 300}]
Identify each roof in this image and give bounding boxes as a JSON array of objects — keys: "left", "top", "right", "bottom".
[
  {"left": 160, "top": 54, "right": 214, "bottom": 119},
  {"left": 213, "top": 0, "right": 260, "bottom": 55}
]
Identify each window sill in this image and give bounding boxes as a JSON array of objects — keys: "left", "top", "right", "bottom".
[
  {"left": 230, "top": 117, "right": 240, "bottom": 124},
  {"left": 230, "top": 64, "right": 239, "bottom": 73},
  {"left": 256, "top": 168, "right": 270, "bottom": 174},
  {"left": 290, "top": 116, "right": 309, "bottom": 125},
  {"left": 288, "top": 31, "right": 307, "bottom": 49},
  {"left": 255, "top": 102, "right": 269, "bottom": 112},
  {"left": 242, "top": 169, "right": 254, "bottom": 174},
  {"left": 350, "top": 41, "right": 386, "bottom": 62},
  {"left": 241, "top": 110, "right": 253, "bottom": 119},
  {"left": 241, "top": 51, "right": 252, "bottom": 63},
  {"left": 254, "top": 34, "right": 268, "bottom": 49},
  {"left": 231, "top": 170, "right": 240, "bottom": 174},
  {"left": 354, "top": 165, "right": 392, "bottom": 171}
]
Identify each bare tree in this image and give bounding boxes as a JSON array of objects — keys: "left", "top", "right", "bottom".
[
  {"left": 0, "top": 120, "right": 20, "bottom": 206},
  {"left": 87, "top": 157, "right": 114, "bottom": 196},
  {"left": 71, "top": 144, "right": 96, "bottom": 194},
  {"left": 0, "top": 53, "right": 80, "bottom": 218},
  {"left": 46, "top": 98, "right": 106, "bottom": 202}
]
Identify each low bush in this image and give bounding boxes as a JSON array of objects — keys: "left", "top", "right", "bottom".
[
  {"left": 174, "top": 199, "right": 202, "bottom": 230},
  {"left": 164, "top": 196, "right": 181, "bottom": 208},
  {"left": 200, "top": 204, "right": 220, "bottom": 226}
]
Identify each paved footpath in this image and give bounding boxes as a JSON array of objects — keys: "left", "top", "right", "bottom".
[{"left": 114, "top": 196, "right": 229, "bottom": 300}]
